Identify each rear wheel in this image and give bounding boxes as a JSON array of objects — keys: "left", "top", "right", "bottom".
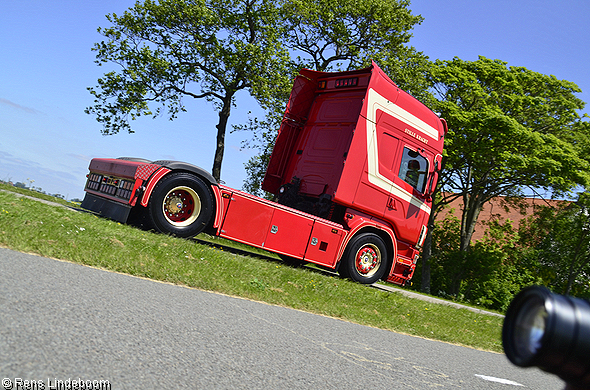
[
  {"left": 339, "top": 233, "right": 388, "bottom": 284},
  {"left": 147, "top": 172, "right": 214, "bottom": 238}
]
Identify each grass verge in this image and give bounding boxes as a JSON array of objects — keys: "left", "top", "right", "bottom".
[{"left": 0, "top": 185, "right": 504, "bottom": 352}]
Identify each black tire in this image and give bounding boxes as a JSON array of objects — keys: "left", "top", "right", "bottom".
[
  {"left": 147, "top": 172, "right": 214, "bottom": 238},
  {"left": 338, "top": 233, "right": 388, "bottom": 284}
]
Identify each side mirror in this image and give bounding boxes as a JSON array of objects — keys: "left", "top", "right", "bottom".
[
  {"left": 425, "top": 171, "right": 438, "bottom": 201},
  {"left": 425, "top": 155, "right": 442, "bottom": 200}
]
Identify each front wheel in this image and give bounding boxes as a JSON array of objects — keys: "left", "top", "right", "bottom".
[
  {"left": 147, "top": 172, "right": 214, "bottom": 238},
  {"left": 338, "top": 233, "right": 388, "bottom": 284}
]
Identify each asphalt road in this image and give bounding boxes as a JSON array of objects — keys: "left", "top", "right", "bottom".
[{"left": 0, "top": 248, "right": 564, "bottom": 389}]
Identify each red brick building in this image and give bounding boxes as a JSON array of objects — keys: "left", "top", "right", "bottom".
[{"left": 436, "top": 194, "right": 565, "bottom": 242}]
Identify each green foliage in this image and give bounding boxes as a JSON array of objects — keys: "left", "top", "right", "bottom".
[
  {"left": 86, "top": 0, "right": 291, "bottom": 180},
  {"left": 419, "top": 57, "right": 590, "bottom": 296},
  {"left": 280, "top": 0, "right": 423, "bottom": 71},
  {"left": 234, "top": 102, "right": 287, "bottom": 197},
  {"left": 519, "top": 193, "right": 590, "bottom": 297},
  {"left": 430, "top": 57, "right": 590, "bottom": 250},
  {"left": 422, "top": 209, "right": 541, "bottom": 311},
  {"left": 241, "top": 142, "right": 274, "bottom": 198}
]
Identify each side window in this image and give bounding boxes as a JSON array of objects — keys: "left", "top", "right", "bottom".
[{"left": 398, "top": 147, "right": 428, "bottom": 193}]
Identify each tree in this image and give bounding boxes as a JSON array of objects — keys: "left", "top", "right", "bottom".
[
  {"left": 86, "top": 0, "right": 291, "bottom": 181},
  {"left": 241, "top": 0, "right": 429, "bottom": 195},
  {"left": 520, "top": 192, "right": 590, "bottom": 297},
  {"left": 414, "top": 205, "right": 541, "bottom": 310},
  {"left": 281, "top": 0, "right": 422, "bottom": 70},
  {"left": 419, "top": 57, "right": 590, "bottom": 293}
]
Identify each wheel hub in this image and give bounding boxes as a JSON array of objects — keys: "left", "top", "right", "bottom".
[
  {"left": 166, "top": 195, "right": 184, "bottom": 214},
  {"left": 356, "top": 247, "right": 378, "bottom": 275},
  {"left": 164, "top": 190, "right": 195, "bottom": 222}
]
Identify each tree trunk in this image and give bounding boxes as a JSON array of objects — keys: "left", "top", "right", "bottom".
[
  {"left": 420, "top": 210, "right": 437, "bottom": 294},
  {"left": 212, "top": 93, "right": 234, "bottom": 182},
  {"left": 420, "top": 230, "right": 432, "bottom": 294},
  {"left": 460, "top": 193, "right": 483, "bottom": 252}
]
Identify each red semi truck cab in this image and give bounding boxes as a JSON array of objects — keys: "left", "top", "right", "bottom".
[{"left": 81, "top": 62, "right": 447, "bottom": 286}]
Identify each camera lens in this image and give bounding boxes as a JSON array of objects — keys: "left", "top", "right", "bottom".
[
  {"left": 512, "top": 296, "right": 547, "bottom": 360},
  {"left": 503, "top": 286, "right": 590, "bottom": 388}
]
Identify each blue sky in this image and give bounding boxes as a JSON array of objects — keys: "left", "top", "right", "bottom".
[{"left": 1, "top": 0, "right": 588, "bottom": 200}]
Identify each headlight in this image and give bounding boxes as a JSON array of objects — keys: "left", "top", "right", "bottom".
[{"left": 502, "top": 286, "right": 590, "bottom": 388}]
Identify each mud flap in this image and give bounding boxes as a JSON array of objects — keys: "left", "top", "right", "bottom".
[{"left": 81, "top": 193, "right": 131, "bottom": 223}]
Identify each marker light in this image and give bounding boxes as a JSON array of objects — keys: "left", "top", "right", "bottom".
[
  {"left": 502, "top": 286, "right": 590, "bottom": 389},
  {"left": 335, "top": 77, "right": 358, "bottom": 88}
]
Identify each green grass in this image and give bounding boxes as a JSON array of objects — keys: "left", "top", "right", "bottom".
[{"left": 0, "top": 185, "right": 504, "bottom": 352}]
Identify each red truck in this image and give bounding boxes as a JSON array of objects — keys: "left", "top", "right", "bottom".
[{"left": 81, "top": 62, "right": 447, "bottom": 285}]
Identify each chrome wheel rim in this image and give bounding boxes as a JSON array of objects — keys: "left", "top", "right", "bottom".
[
  {"left": 162, "top": 186, "right": 201, "bottom": 227},
  {"left": 354, "top": 243, "right": 382, "bottom": 277}
]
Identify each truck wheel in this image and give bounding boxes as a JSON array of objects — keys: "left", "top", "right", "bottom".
[
  {"left": 148, "top": 172, "right": 214, "bottom": 238},
  {"left": 339, "top": 233, "right": 387, "bottom": 284}
]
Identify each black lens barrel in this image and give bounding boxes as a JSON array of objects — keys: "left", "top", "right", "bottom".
[{"left": 503, "top": 286, "right": 590, "bottom": 388}]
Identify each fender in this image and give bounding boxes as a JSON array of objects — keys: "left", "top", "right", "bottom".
[
  {"left": 140, "top": 167, "right": 171, "bottom": 207},
  {"left": 337, "top": 208, "right": 398, "bottom": 269},
  {"left": 137, "top": 160, "right": 218, "bottom": 208},
  {"left": 153, "top": 160, "right": 217, "bottom": 186},
  {"left": 210, "top": 185, "right": 223, "bottom": 229}
]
